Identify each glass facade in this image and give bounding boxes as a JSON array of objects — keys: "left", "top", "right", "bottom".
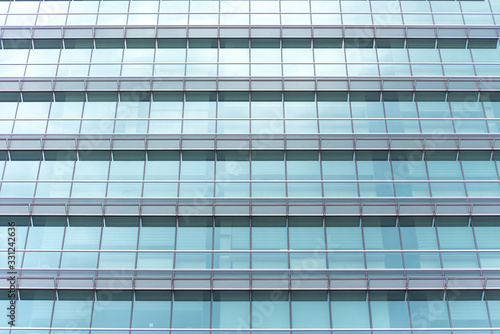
[{"left": 1, "top": 0, "right": 500, "bottom": 333}]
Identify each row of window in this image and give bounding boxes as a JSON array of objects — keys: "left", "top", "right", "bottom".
[
  {"left": 0, "top": 0, "right": 490, "bottom": 10},
  {"left": 0, "top": 90, "right": 493, "bottom": 102},
  {"left": 2, "top": 215, "right": 498, "bottom": 251},
  {"left": 8, "top": 249, "right": 500, "bottom": 271},
  {"left": 6, "top": 49, "right": 500, "bottom": 66},
  {"left": 3, "top": 99, "right": 500, "bottom": 120},
  {"left": 5, "top": 119, "right": 500, "bottom": 135},
  {"left": 3, "top": 63, "right": 500, "bottom": 79},
  {"left": 4, "top": 289, "right": 499, "bottom": 329},
  {"left": 0, "top": 38, "right": 497, "bottom": 50},
  {"left": 2, "top": 152, "right": 500, "bottom": 182},
  {"left": 3, "top": 49, "right": 500, "bottom": 66},
  {"left": 3, "top": 13, "right": 499, "bottom": 27},
  {"left": 1, "top": 180, "right": 499, "bottom": 198},
  {"left": 6, "top": 65, "right": 500, "bottom": 81}
]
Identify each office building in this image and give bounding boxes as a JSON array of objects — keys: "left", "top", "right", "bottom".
[{"left": 0, "top": 0, "right": 500, "bottom": 332}]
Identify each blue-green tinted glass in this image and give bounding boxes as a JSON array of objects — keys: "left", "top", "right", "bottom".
[
  {"left": 172, "top": 291, "right": 211, "bottom": 328},
  {"left": 252, "top": 291, "right": 290, "bottom": 329},
  {"left": 408, "top": 291, "right": 449, "bottom": 328},
  {"left": 214, "top": 217, "right": 250, "bottom": 250},
  {"left": 52, "top": 291, "right": 93, "bottom": 328},
  {"left": 92, "top": 291, "right": 132, "bottom": 328},
  {"left": 331, "top": 292, "right": 369, "bottom": 328},
  {"left": 326, "top": 217, "right": 362, "bottom": 250},
  {"left": 176, "top": 217, "right": 212, "bottom": 250},
  {"left": 448, "top": 292, "right": 489, "bottom": 328},
  {"left": 289, "top": 217, "right": 324, "bottom": 250},
  {"left": 132, "top": 291, "right": 171, "bottom": 328},
  {"left": 291, "top": 291, "right": 330, "bottom": 328},
  {"left": 212, "top": 291, "right": 250, "bottom": 328},
  {"left": 252, "top": 217, "right": 287, "bottom": 250},
  {"left": 370, "top": 291, "right": 410, "bottom": 328}
]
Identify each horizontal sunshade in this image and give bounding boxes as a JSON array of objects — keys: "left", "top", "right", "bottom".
[
  {"left": 0, "top": 38, "right": 497, "bottom": 49},
  {"left": 7, "top": 289, "right": 492, "bottom": 301},
  {"left": 0, "top": 149, "right": 497, "bottom": 162},
  {"left": 1, "top": 215, "right": 500, "bottom": 227},
  {"left": 0, "top": 91, "right": 493, "bottom": 102}
]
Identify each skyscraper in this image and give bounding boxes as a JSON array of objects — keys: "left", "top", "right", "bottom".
[{"left": 1, "top": 0, "right": 500, "bottom": 332}]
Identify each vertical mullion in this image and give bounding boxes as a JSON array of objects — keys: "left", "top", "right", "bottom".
[
  {"left": 31, "top": 105, "right": 46, "bottom": 202},
  {"left": 169, "top": 218, "right": 178, "bottom": 332},
  {"left": 18, "top": 215, "right": 33, "bottom": 276},
  {"left": 352, "top": 97, "right": 361, "bottom": 200},
  {"left": 366, "top": 288, "right": 373, "bottom": 331},
  {"left": 176, "top": 95, "right": 185, "bottom": 204},
  {"left": 95, "top": 215, "right": 105, "bottom": 279},
  {"left": 67, "top": 94, "right": 84, "bottom": 201},
  {"left": 128, "top": 287, "right": 135, "bottom": 334},
  {"left": 56, "top": 215, "right": 69, "bottom": 281},
  {"left": 0, "top": 147, "right": 6, "bottom": 196},
  {"left": 132, "top": 213, "right": 142, "bottom": 288},
  {"left": 286, "top": 190, "right": 291, "bottom": 281},
  {"left": 359, "top": 215, "right": 368, "bottom": 280},
  {"left": 444, "top": 289, "right": 455, "bottom": 333},
  {"left": 468, "top": 214, "right": 483, "bottom": 277},
  {"left": 87, "top": 288, "right": 97, "bottom": 334},
  {"left": 432, "top": 216, "right": 445, "bottom": 278},
  {"left": 47, "top": 288, "right": 57, "bottom": 334},
  {"left": 483, "top": 290, "right": 495, "bottom": 331},
  {"left": 172, "top": 216, "right": 179, "bottom": 283}
]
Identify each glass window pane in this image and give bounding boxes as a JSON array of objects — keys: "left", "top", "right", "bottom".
[
  {"left": 172, "top": 291, "right": 211, "bottom": 328},
  {"left": 17, "top": 299, "right": 54, "bottom": 327},
  {"left": 370, "top": 291, "right": 410, "bottom": 328},
  {"left": 366, "top": 252, "right": 403, "bottom": 269},
  {"left": 287, "top": 151, "right": 321, "bottom": 180},
  {"left": 138, "top": 217, "right": 175, "bottom": 250},
  {"left": 92, "top": 291, "right": 132, "bottom": 328},
  {"left": 101, "top": 225, "right": 138, "bottom": 250},
  {"left": 291, "top": 291, "right": 330, "bottom": 328},
  {"left": 252, "top": 291, "right": 289, "bottom": 329},
  {"left": 400, "top": 226, "right": 438, "bottom": 250},
  {"left": 474, "top": 225, "right": 500, "bottom": 249},
  {"left": 214, "top": 217, "right": 250, "bottom": 250},
  {"left": 61, "top": 251, "right": 99, "bottom": 269},
  {"left": 326, "top": 217, "right": 362, "bottom": 250},
  {"left": 448, "top": 292, "right": 489, "bottom": 328},
  {"left": 213, "top": 252, "right": 249, "bottom": 269},
  {"left": 290, "top": 252, "right": 327, "bottom": 270},
  {"left": 442, "top": 252, "right": 479, "bottom": 269},
  {"left": 137, "top": 253, "right": 174, "bottom": 269},
  {"left": 331, "top": 291, "right": 369, "bottom": 328},
  {"left": 176, "top": 217, "right": 212, "bottom": 250},
  {"left": 64, "top": 217, "right": 102, "bottom": 250},
  {"left": 408, "top": 291, "right": 449, "bottom": 328},
  {"left": 132, "top": 291, "right": 171, "bottom": 328},
  {"left": 289, "top": 217, "right": 324, "bottom": 250},
  {"left": 26, "top": 225, "right": 65, "bottom": 250},
  {"left": 212, "top": 291, "right": 250, "bottom": 329},
  {"left": 174, "top": 252, "right": 211, "bottom": 269},
  {"left": 404, "top": 252, "right": 441, "bottom": 269},
  {"left": 252, "top": 252, "right": 288, "bottom": 269},
  {"left": 363, "top": 226, "right": 400, "bottom": 250},
  {"left": 53, "top": 291, "right": 93, "bottom": 328},
  {"left": 487, "top": 292, "right": 500, "bottom": 327},
  {"left": 252, "top": 217, "right": 287, "bottom": 250},
  {"left": 98, "top": 252, "right": 136, "bottom": 269}
]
